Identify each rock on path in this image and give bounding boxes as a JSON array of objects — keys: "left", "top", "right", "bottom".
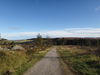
[{"left": 24, "top": 47, "right": 64, "bottom": 75}]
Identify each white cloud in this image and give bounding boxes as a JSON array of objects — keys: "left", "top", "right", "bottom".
[
  {"left": 65, "top": 28, "right": 100, "bottom": 32},
  {"left": 95, "top": 6, "right": 100, "bottom": 11},
  {"left": 2, "top": 28, "right": 100, "bottom": 40}
]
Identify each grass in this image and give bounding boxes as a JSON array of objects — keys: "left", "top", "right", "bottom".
[
  {"left": 0, "top": 48, "right": 50, "bottom": 75},
  {"left": 12, "top": 50, "right": 47, "bottom": 75},
  {"left": 13, "top": 40, "right": 33, "bottom": 43},
  {"left": 58, "top": 46, "right": 100, "bottom": 75},
  {"left": 0, "top": 50, "right": 27, "bottom": 75}
]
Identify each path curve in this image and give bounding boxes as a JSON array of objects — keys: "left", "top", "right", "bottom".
[{"left": 24, "top": 47, "right": 64, "bottom": 75}]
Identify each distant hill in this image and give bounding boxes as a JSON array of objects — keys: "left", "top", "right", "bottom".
[{"left": 0, "top": 39, "right": 12, "bottom": 44}]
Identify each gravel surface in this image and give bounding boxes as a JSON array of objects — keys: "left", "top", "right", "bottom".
[{"left": 24, "top": 47, "right": 64, "bottom": 75}]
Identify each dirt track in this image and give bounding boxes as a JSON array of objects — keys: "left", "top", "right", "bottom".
[{"left": 24, "top": 47, "right": 64, "bottom": 75}]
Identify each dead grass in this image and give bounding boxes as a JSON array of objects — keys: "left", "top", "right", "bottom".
[
  {"left": 58, "top": 46, "right": 100, "bottom": 75},
  {"left": 0, "top": 47, "right": 51, "bottom": 75}
]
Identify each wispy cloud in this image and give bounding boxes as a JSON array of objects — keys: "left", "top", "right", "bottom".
[
  {"left": 65, "top": 28, "right": 100, "bottom": 32},
  {"left": 10, "top": 27, "right": 19, "bottom": 30},
  {"left": 2, "top": 28, "right": 100, "bottom": 40},
  {"left": 95, "top": 6, "right": 100, "bottom": 11}
]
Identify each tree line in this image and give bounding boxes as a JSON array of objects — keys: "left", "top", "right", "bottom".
[
  {"left": 1, "top": 34, "right": 100, "bottom": 47},
  {"left": 52, "top": 38, "right": 100, "bottom": 46}
]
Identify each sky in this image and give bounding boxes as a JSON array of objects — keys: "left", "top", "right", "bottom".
[{"left": 0, "top": 0, "right": 100, "bottom": 40}]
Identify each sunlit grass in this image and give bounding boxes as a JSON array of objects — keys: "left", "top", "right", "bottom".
[
  {"left": 58, "top": 46, "right": 100, "bottom": 75},
  {"left": 0, "top": 48, "right": 50, "bottom": 75}
]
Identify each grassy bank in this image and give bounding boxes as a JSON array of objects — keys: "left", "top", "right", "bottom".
[
  {"left": 58, "top": 46, "right": 100, "bottom": 75},
  {"left": 0, "top": 48, "right": 50, "bottom": 75}
]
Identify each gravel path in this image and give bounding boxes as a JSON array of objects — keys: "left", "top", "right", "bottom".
[{"left": 24, "top": 47, "right": 64, "bottom": 75}]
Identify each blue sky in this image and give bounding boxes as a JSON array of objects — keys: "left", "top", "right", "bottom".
[{"left": 0, "top": 0, "right": 100, "bottom": 40}]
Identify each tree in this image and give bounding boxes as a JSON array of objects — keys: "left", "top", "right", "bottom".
[
  {"left": 35, "top": 34, "right": 43, "bottom": 50},
  {"left": 61, "top": 38, "right": 66, "bottom": 45},
  {"left": 46, "top": 35, "right": 52, "bottom": 47},
  {"left": 10, "top": 41, "right": 15, "bottom": 45}
]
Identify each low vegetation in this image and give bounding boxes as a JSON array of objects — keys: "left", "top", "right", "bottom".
[
  {"left": 1, "top": 34, "right": 100, "bottom": 75},
  {"left": 0, "top": 45, "right": 51, "bottom": 75},
  {"left": 58, "top": 46, "right": 100, "bottom": 75},
  {"left": 0, "top": 34, "right": 52, "bottom": 75}
]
